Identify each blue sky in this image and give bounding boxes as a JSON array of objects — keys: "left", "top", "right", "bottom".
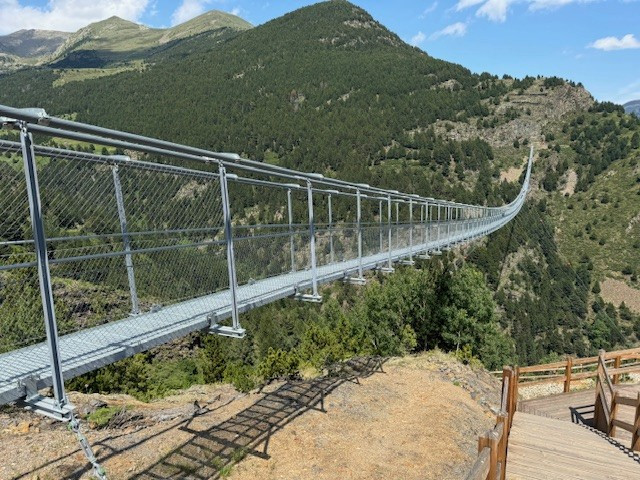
[{"left": 1, "top": 0, "right": 638, "bottom": 103}]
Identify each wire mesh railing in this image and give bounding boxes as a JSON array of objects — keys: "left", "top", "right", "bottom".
[{"left": 0, "top": 105, "right": 532, "bottom": 420}]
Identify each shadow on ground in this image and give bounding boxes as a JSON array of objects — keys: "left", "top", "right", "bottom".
[
  {"left": 15, "top": 356, "right": 385, "bottom": 479},
  {"left": 132, "top": 356, "right": 385, "bottom": 479}
]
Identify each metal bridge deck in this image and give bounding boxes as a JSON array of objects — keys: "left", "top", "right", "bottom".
[{"left": 0, "top": 239, "right": 449, "bottom": 405}]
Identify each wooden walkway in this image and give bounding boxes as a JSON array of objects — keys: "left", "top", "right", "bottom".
[
  {"left": 519, "top": 384, "right": 640, "bottom": 444},
  {"left": 506, "top": 411, "right": 640, "bottom": 479}
]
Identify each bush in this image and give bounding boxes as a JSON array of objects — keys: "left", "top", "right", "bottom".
[{"left": 257, "top": 348, "right": 299, "bottom": 380}]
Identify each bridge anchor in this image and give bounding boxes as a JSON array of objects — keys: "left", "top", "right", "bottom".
[
  {"left": 295, "top": 293, "right": 323, "bottom": 303},
  {"left": 209, "top": 324, "right": 246, "bottom": 338},
  {"left": 17, "top": 376, "right": 75, "bottom": 422}
]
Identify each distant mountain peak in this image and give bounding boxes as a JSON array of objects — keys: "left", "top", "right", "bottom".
[
  {"left": 0, "top": 28, "right": 70, "bottom": 58},
  {"left": 624, "top": 100, "right": 640, "bottom": 116}
]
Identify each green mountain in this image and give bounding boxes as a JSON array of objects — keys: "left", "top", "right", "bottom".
[
  {"left": 1, "top": 0, "right": 639, "bottom": 376},
  {"left": 0, "top": 10, "right": 251, "bottom": 73},
  {"left": 49, "top": 11, "right": 252, "bottom": 68}
]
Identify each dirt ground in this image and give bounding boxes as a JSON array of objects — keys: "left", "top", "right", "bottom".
[
  {"left": 500, "top": 166, "right": 523, "bottom": 183},
  {"left": 0, "top": 353, "right": 498, "bottom": 480},
  {"left": 601, "top": 277, "right": 640, "bottom": 313}
]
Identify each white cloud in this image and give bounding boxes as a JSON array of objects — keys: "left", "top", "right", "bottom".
[
  {"left": 455, "top": 0, "right": 485, "bottom": 11},
  {"left": 229, "top": 6, "right": 241, "bottom": 16},
  {"left": 0, "top": 0, "right": 151, "bottom": 34},
  {"left": 455, "top": 0, "right": 593, "bottom": 22},
  {"left": 529, "top": 0, "right": 594, "bottom": 11},
  {"left": 171, "top": 0, "right": 211, "bottom": 26},
  {"left": 410, "top": 31, "right": 427, "bottom": 46},
  {"left": 420, "top": 1, "right": 439, "bottom": 18},
  {"left": 590, "top": 33, "right": 640, "bottom": 51},
  {"left": 430, "top": 22, "right": 468, "bottom": 40},
  {"left": 476, "top": 0, "right": 512, "bottom": 22}
]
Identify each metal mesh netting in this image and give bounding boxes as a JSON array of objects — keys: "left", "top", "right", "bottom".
[
  {"left": 34, "top": 154, "right": 226, "bottom": 356},
  {"left": 0, "top": 154, "right": 47, "bottom": 351}
]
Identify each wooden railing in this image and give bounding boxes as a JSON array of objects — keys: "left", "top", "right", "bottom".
[
  {"left": 593, "top": 349, "right": 640, "bottom": 451},
  {"left": 465, "top": 367, "right": 517, "bottom": 480},
  {"left": 513, "top": 347, "right": 640, "bottom": 392},
  {"left": 496, "top": 346, "right": 640, "bottom": 452}
]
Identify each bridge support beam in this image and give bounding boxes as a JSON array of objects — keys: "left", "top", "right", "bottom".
[
  {"left": 328, "top": 193, "right": 334, "bottom": 264},
  {"left": 347, "top": 188, "right": 366, "bottom": 285},
  {"left": 111, "top": 163, "right": 140, "bottom": 316},
  {"left": 287, "top": 188, "right": 296, "bottom": 272},
  {"left": 296, "top": 179, "right": 322, "bottom": 302},
  {"left": 380, "top": 194, "right": 394, "bottom": 273},
  {"left": 400, "top": 197, "right": 415, "bottom": 266},
  {"left": 19, "top": 125, "right": 72, "bottom": 419},
  {"left": 211, "top": 162, "right": 245, "bottom": 338}
]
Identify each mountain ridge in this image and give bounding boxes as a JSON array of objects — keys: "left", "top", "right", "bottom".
[{"left": 0, "top": 10, "right": 252, "bottom": 72}]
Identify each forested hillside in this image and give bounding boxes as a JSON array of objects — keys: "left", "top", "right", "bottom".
[{"left": 1, "top": 0, "right": 639, "bottom": 397}]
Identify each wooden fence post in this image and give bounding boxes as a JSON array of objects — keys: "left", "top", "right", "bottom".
[
  {"left": 632, "top": 393, "right": 640, "bottom": 452},
  {"left": 564, "top": 356, "right": 573, "bottom": 393},
  {"left": 609, "top": 390, "right": 618, "bottom": 437},
  {"left": 613, "top": 355, "right": 621, "bottom": 385},
  {"left": 594, "top": 353, "right": 603, "bottom": 432},
  {"left": 512, "top": 371, "right": 517, "bottom": 419},
  {"left": 488, "top": 429, "right": 499, "bottom": 480},
  {"left": 496, "top": 413, "right": 508, "bottom": 480}
]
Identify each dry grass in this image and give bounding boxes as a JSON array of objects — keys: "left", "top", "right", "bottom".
[{"left": 601, "top": 277, "right": 640, "bottom": 313}]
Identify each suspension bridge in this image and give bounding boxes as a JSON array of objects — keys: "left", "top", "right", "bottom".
[{"left": 0, "top": 104, "right": 531, "bottom": 476}]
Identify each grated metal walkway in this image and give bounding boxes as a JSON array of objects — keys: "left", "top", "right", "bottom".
[{"left": 0, "top": 237, "right": 476, "bottom": 405}]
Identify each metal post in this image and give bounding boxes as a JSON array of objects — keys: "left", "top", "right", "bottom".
[
  {"left": 426, "top": 201, "right": 430, "bottom": 248},
  {"left": 357, "top": 189, "right": 363, "bottom": 278},
  {"left": 402, "top": 199, "right": 415, "bottom": 265},
  {"left": 348, "top": 189, "right": 365, "bottom": 284},
  {"left": 447, "top": 205, "right": 451, "bottom": 247},
  {"left": 420, "top": 203, "right": 424, "bottom": 246},
  {"left": 211, "top": 162, "right": 244, "bottom": 337},
  {"left": 379, "top": 200, "right": 383, "bottom": 253},
  {"left": 20, "top": 125, "right": 71, "bottom": 418},
  {"left": 434, "top": 203, "right": 442, "bottom": 255},
  {"left": 328, "top": 193, "right": 334, "bottom": 264},
  {"left": 287, "top": 188, "right": 296, "bottom": 272},
  {"left": 395, "top": 201, "right": 400, "bottom": 249},
  {"left": 112, "top": 164, "right": 139, "bottom": 315},
  {"left": 409, "top": 199, "right": 413, "bottom": 261},
  {"left": 381, "top": 195, "right": 393, "bottom": 272},
  {"left": 297, "top": 179, "right": 321, "bottom": 301}
]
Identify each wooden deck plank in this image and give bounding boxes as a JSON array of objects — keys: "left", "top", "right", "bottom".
[
  {"left": 507, "top": 412, "right": 640, "bottom": 480},
  {"left": 519, "top": 384, "right": 640, "bottom": 445}
]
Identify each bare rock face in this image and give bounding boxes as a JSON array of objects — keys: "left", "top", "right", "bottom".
[{"left": 434, "top": 80, "right": 594, "bottom": 148}]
